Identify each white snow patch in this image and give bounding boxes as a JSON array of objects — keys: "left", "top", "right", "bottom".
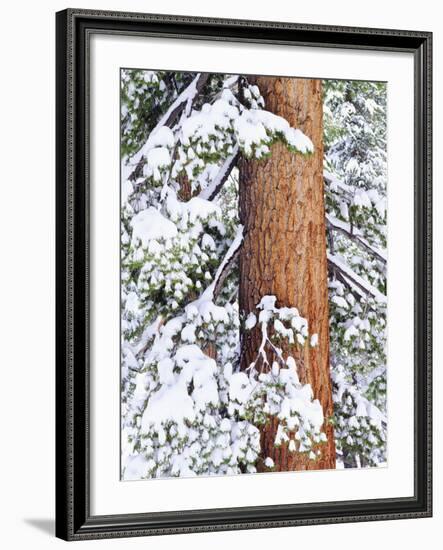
[
  {"left": 123, "top": 454, "right": 150, "bottom": 480},
  {"left": 131, "top": 207, "right": 177, "bottom": 247},
  {"left": 141, "top": 381, "right": 195, "bottom": 432}
]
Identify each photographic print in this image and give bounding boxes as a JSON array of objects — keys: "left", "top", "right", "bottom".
[{"left": 120, "top": 70, "right": 387, "bottom": 480}]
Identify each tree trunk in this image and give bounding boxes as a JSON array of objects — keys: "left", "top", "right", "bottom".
[{"left": 238, "top": 77, "right": 336, "bottom": 471}]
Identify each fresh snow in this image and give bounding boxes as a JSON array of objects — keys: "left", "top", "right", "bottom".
[
  {"left": 198, "top": 145, "right": 239, "bottom": 201},
  {"left": 121, "top": 71, "right": 388, "bottom": 479},
  {"left": 326, "top": 213, "right": 387, "bottom": 264},
  {"left": 130, "top": 207, "right": 177, "bottom": 247},
  {"left": 141, "top": 380, "right": 196, "bottom": 432},
  {"left": 328, "top": 253, "right": 387, "bottom": 304}
]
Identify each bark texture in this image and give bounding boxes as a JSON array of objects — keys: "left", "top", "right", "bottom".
[{"left": 238, "top": 77, "right": 336, "bottom": 471}]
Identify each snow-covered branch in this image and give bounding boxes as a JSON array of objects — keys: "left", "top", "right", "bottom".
[
  {"left": 134, "top": 316, "right": 164, "bottom": 359},
  {"left": 333, "top": 268, "right": 368, "bottom": 303},
  {"left": 328, "top": 253, "right": 386, "bottom": 304},
  {"left": 126, "top": 73, "right": 210, "bottom": 181},
  {"left": 157, "top": 72, "right": 209, "bottom": 129},
  {"left": 333, "top": 368, "right": 387, "bottom": 427},
  {"left": 198, "top": 145, "right": 240, "bottom": 201},
  {"left": 326, "top": 214, "right": 387, "bottom": 264},
  {"left": 324, "top": 169, "right": 386, "bottom": 224},
  {"left": 212, "top": 75, "right": 240, "bottom": 102},
  {"left": 356, "top": 364, "right": 387, "bottom": 391},
  {"left": 324, "top": 169, "right": 353, "bottom": 201},
  {"left": 213, "top": 225, "right": 243, "bottom": 300}
]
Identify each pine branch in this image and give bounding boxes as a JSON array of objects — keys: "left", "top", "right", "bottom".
[
  {"left": 213, "top": 224, "right": 244, "bottom": 300},
  {"left": 328, "top": 253, "right": 386, "bottom": 304},
  {"left": 326, "top": 214, "right": 387, "bottom": 264},
  {"left": 127, "top": 73, "right": 210, "bottom": 182},
  {"left": 324, "top": 169, "right": 353, "bottom": 201},
  {"left": 157, "top": 72, "right": 209, "bottom": 129},
  {"left": 133, "top": 227, "right": 243, "bottom": 361},
  {"left": 335, "top": 376, "right": 387, "bottom": 427},
  {"left": 213, "top": 241, "right": 241, "bottom": 300},
  {"left": 333, "top": 268, "right": 367, "bottom": 303},
  {"left": 134, "top": 316, "right": 164, "bottom": 359},
  {"left": 211, "top": 75, "right": 240, "bottom": 102},
  {"left": 198, "top": 145, "right": 239, "bottom": 201}
]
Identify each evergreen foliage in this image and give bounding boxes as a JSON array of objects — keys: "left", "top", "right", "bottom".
[{"left": 120, "top": 70, "right": 387, "bottom": 478}]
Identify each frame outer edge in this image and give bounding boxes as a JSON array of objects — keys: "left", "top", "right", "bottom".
[
  {"left": 55, "top": 9, "right": 69, "bottom": 542},
  {"left": 62, "top": 8, "right": 431, "bottom": 38},
  {"left": 55, "top": 9, "right": 433, "bottom": 540}
]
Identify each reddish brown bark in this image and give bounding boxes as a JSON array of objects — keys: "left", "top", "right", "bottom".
[
  {"left": 177, "top": 173, "right": 193, "bottom": 202},
  {"left": 238, "top": 77, "right": 335, "bottom": 471}
]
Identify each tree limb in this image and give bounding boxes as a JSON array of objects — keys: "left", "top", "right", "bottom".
[
  {"left": 333, "top": 268, "right": 368, "bottom": 304},
  {"left": 326, "top": 214, "right": 387, "bottom": 264},
  {"left": 213, "top": 245, "right": 241, "bottom": 300},
  {"left": 127, "top": 73, "right": 210, "bottom": 182},
  {"left": 328, "top": 253, "right": 386, "bottom": 304},
  {"left": 213, "top": 224, "right": 244, "bottom": 300},
  {"left": 198, "top": 145, "right": 239, "bottom": 201},
  {"left": 324, "top": 169, "right": 353, "bottom": 201},
  {"left": 157, "top": 72, "right": 210, "bottom": 129}
]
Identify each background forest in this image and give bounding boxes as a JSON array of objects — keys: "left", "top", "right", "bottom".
[{"left": 120, "top": 70, "right": 387, "bottom": 479}]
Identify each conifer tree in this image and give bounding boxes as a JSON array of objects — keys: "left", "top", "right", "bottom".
[
  {"left": 238, "top": 76, "right": 335, "bottom": 471},
  {"left": 120, "top": 70, "right": 387, "bottom": 479}
]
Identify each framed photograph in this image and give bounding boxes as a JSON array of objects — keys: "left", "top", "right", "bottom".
[{"left": 55, "top": 8, "right": 432, "bottom": 541}]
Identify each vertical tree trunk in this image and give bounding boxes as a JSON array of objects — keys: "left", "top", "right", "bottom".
[{"left": 238, "top": 77, "right": 336, "bottom": 471}]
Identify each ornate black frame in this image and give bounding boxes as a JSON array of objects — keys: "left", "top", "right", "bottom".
[{"left": 55, "top": 8, "right": 432, "bottom": 541}]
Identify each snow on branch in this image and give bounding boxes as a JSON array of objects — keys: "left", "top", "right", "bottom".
[
  {"left": 324, "top": 169, "right": 353, "bottom": 200},
  {"left": 324, "top": 169, "right": 386, "bottom": 221},
  {"left": 126, "top": 73, "right": 210, "bottom": 182},
  {"left": 333, "top": 367, "right": 387, "bottom": 427},
  {"left": 198, "top": 145, "right": 240, "bottom": 201},
  {"left": 157, "top": 72, "right": 210, "bottom": 130},
  {"left": 212, "top": 75, "right": 240, "bottom": 102},
  {"left": 134, "top": 316, "right": 164, "bottom": 359},
  {"left": 326, "top": 214, "right": 387, "bottom": 264},
  {"left": 328, "top": 253, "right": 387, "bottom": 305},
  {"left": 333, "top": 269, "right": 368, "bottom": 303},
  {"left": 151, "top": 225, "right": 243, "bottom": 351},
  {"left": 356, "top": 364, "right": 387, "bottom": 392},
  {"left": 213, "top": 224, "right": 243, "bottom": 300}
]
